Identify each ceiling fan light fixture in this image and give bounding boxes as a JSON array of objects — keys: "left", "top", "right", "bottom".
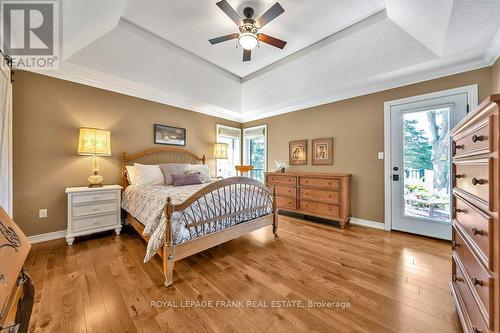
[{"left": 238, "top": 32, "right": 258, "bottom": 50}]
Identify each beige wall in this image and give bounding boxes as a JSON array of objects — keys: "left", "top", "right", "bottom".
[
  {"left": 245, "top": 67, "right": 493, "bottom": 224},
  {"left": 493, "top": 58, "right": 500, "bottom": 94},
  {"left": 13, "top": 71, "right": 239, "bottom": 236}
]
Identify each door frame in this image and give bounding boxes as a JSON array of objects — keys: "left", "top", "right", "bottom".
[{"left": 383, "top": 85, "right": 478, "bottom": 232}]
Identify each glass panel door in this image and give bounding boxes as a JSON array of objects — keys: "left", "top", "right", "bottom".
[
  {"left": 390, "top": 92, "right": 468, "bottom": 240},
  {"left": 403, "top": 107, "right": 451, "bottom": 223}
]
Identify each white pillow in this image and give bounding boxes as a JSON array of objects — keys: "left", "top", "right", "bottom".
[
  {"left": 125, "top": 165, "right": 138, "bottom": 185},
  {"left": 159, "top": 163, "right": 189, "bottom": 185},
  {"left": 187, "top": 164, "right": 211, "bottom": 183},
  {"left": 133, "top": 163, "right": 165, "bottom": 186}
]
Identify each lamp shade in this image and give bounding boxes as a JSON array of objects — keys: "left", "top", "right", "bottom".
[
  {"left": 77, "top": 128, "right": 111, "bottom": 156},
  {"left": 214, "top": 143, "right": 228, "bottom": 159}
]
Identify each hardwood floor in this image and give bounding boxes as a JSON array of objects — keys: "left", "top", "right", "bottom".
[{"left": 25, "top": 215, "right": 461, "bottom": 333}]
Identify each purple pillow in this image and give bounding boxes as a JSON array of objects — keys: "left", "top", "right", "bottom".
[{"left": 172, "top": 173, "right": 203, "bottom": 186}]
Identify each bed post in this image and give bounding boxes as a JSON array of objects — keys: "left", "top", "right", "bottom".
[
  {"left": 121, "top": 152, "right": 128, "bottom": 190},
  {"left": 202, "top": 154, "right": 206, "bottom": 165},
  {"left": 272, "top": 185, "right": 278, "bottom": 238},
  {"left": 163, "top": 197, "right": 175, "bottom": 287}
]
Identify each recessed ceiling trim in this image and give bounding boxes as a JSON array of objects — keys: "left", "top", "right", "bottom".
[
  {"left": 118, "top": 18, "right": 242, "bottom": 83},
  {"left": 241, "top": 9, "right": 389, "bottom": 83},
  {"left": 240, "top": 55, "right": 491, "bottom": 122}
]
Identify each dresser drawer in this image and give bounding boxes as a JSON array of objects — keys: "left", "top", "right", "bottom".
[
  {"left": 267, "top": 175, "right": 297, "bottom": 186},
  {"left": 454, "top": 159, "right": 491, "bottom": 209},
  {"left": 276, "top": 196, "right": 296, "bottom": 210},
  {"left": 453, "top": 118, "right": 491, "bottom": 158},
  {"left": 299, "top": 177, "right": 339, "bottom": 190},
  {"left": 454, "top": 195, "right": 493, "bottom": 270},
  {"left": 72, "top": 213, "right": 118, "bottom": 233},
  {"left": 73, "top": 202, "right": 118, "bottom": 217},
  {"left": 275, "top": 185, "right": 296, "bottom": 198},
  {"left": 299, "top": 188, "right": 339, "bottom": 204},
  {"left": 300, "top": 200, "right": 339, "bottom": 218},
  {"left": 452, "top": 255, "right": 489, "bottom": 333},
  {"left": 73, "top": 191, "right": 118, "bottom": 204},
  {"left": 453, "top": 226, "right": 493, "bottom": 327}
]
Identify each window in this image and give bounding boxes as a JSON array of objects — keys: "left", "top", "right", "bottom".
[
  {"left": 243, "top": 125, "right": 267, "bottom": 182},
  {"left": 216, "top": 124, "right": 241, "bottom": 178}
]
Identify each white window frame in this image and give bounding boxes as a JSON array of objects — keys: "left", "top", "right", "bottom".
[
  {"left": 243, "top": 124, "right": 267, "bottom": 181},
  {"left": 216, "top": 124, "right": 241, "bottom": 178}
]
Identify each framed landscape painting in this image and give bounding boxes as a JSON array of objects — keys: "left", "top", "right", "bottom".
[
  {"left": 312, "top": 138, "right": 333, "bottom": 165},
  {"left": 289, "top": 140, "right": 307, "bottom": 165},
  {"left": 154, "top": 124, "right": 186, "bottom": 146}
]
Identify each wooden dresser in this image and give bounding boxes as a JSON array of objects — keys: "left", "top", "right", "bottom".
[
  {"left": 264, "top": 171, "right": 351, "bottom": 228},
  {"left": 450, "top": 95, "right": 500, "bottom": 333}
]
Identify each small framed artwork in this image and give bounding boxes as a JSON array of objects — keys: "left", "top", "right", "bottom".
[
  {"left": 312, "top": 138, "right": 333, "bottom": 165},
  {"left": 289, "top": 140, "right": 307, "bottom": 165},
  {"left": 154, "top": 124, "right": 186, "bottom": 146}
]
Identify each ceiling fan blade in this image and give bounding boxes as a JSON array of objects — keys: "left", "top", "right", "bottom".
[
  {"left": 209, "top": 33, "right": 239, "bottom": 45},
  {"left": 243, "top": 49, "right": 251, "bottom": 62},
  {"left": 258, "top": 33, "right": 287, "bottom": 49},
  {"left": 216, "top": 0, "right": 243, "bottom": 26},
  {"left": 255, "top": 3, "right": 285, "bottom": 28}
]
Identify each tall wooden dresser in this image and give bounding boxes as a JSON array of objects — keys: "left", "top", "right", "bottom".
[
  {"left": 264, "top": 171, "right": 351, "bottom": 228},
  {"left": 450, "top": 95, "right": 500, "bottom": 333}
]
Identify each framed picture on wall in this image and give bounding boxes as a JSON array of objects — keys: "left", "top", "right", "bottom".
[
  {"left": 289, "top": 140, "right": 307, "bottom": 165},
  {"left": 154, "top": 124, "right": 186, "bottom": 146},
  {"left": 311, "top": 138, "right": 333, "bottom": 165}
]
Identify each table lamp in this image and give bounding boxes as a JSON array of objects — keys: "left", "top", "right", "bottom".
[
  {"left": 77, "top": 128, "right": 111, "bottom": 187},
  {"left": 214, "top": 143, "right": 228, "bottom": 177}
]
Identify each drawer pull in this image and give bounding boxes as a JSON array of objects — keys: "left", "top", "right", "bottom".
[
  {"left": 472, "top": 327, "right": 482, "bottom": 333},
  {"left": 472, "top": 227, "right": 483, "bottom": 236},
  {"left": 455, "top": 208, "right": 465, "bottom": 213},
  {"left": 452, "top": 274, "right": 463, "bottom": 282},
  {"left": 471, "top": 277, "right": 483, "bottom": 286},
  {"left": 452, "top": 240, "right": 457, "bottom": 250},
  {"left": 471, "top": 134, "right": 483, "bottom": 143},
  {"left": 455, "top": 144, "right": 464, "bottom": 149},
  {"left": 471, "top": 178, "right": 485, "bottom": 186},
  {"left": 454, "top": 174, "right": 463, "bottom": 179}
]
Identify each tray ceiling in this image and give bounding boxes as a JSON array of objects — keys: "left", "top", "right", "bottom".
[{"left": 40, "top": 0, "right": 500, "bottom": 121}]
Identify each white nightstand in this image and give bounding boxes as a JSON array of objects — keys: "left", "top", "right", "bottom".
[{"left": 65, "top": 185, "right": 122, "bottom": 245}]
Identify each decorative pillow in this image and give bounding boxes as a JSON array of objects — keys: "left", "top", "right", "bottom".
[
  {"left": 187, "top": 164, "right": 211, "bottom": 183},
  {"left": 125, "top": 165, "right": 137, "bottom": 185},
  {"left": 133, "top": 163, "right": 165, "bottom": 186},
  {"left": 172, "top": 173, "right": 203, "bottom": 186},
  {"left": 159, "top": 163, "right": 189, "bottom": 185}
]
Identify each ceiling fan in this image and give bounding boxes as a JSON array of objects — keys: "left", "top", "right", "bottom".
[{"left": 209, "top": 0, "right": 287, "bottom": 62}]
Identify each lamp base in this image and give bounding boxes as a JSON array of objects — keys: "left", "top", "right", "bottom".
[{"left": 88, "top": 172, "right": 104, "bottom": 188}]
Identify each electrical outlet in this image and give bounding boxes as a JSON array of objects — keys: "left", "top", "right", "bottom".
[
  {"left": 378, "top": 152, "right": 384, "bottom": 160},
  {"left": 39, "top": 209, "right": 48, "bottom": 219}
]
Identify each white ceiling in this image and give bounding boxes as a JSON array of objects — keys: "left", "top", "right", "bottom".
[{"left": 37, "top": 0, "right": 500, "bottom": 122}]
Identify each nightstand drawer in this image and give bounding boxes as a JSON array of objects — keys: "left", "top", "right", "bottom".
[
  {"left": 73, "top": 191, "right": 118, "bottom": 204},
  {"left": 73, "top": 202, "right": 117, "bottom": 217},
  {"left": 72, "top": 213, "right": 117, "bottom": 233}
]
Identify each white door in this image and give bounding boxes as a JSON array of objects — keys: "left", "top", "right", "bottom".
[{"left": 389, "top": 92, "right": 470, "bottom": 239}]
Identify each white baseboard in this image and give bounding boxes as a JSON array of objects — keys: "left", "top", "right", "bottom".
[
  {"left": 27, "top": 230, "right": 66, "bottom": 244},
  {"left": 350, "top": 217, "right": 385, "bottom": 230}
]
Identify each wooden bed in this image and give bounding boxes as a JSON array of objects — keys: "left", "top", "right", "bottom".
[{"left": 120, "top": 147, "right": 277, "bottom": 287}]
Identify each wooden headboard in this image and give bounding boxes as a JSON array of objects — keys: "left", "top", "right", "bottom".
[{"left": 121, "top": 147, "right": 206, "bottom": 189}]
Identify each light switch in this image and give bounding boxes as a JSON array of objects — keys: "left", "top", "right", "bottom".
[
  {"left": 39, "top": 209, "right": 48, "bottom": 219},
  {"left": 378, "top": 152, "right": 384, "bottom": 160}
]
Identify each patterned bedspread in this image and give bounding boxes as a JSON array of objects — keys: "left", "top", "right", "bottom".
[{"left": 121, "top": 181, "right": 273, "bottom": 262}]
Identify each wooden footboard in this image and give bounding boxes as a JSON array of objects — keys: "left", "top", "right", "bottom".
[{"left": 162, "top": 177, "right": 277, "bottom": 287}]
